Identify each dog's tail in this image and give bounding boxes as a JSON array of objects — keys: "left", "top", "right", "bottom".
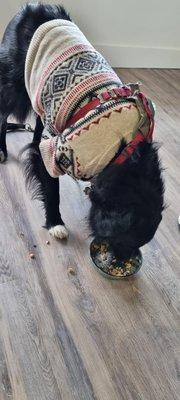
[{"left": 20, "top": 140, "right": 46, "bottom": 202}]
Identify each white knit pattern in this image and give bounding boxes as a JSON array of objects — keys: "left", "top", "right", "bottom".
[{"left": 25, "top": 19, "right": 95, "bottom": 111}]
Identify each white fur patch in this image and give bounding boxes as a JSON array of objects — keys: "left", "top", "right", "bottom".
[
  {"left": 0, "top": 150, "right": 6, "bottom": 163},
  {"left": 49, "top": 225, "right": 69, "bottom": 240}
]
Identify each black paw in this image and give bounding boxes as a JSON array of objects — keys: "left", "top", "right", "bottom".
[{"left": 0, "top": 149, "right": 7, "bottom": 163}]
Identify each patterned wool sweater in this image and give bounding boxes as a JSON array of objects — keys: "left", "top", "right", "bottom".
[{"left": 25, "top": 19, "right": 154, "bottom": 180}]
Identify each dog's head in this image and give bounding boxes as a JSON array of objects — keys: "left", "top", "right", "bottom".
[{"left": 89, "top": 142, "right": 164, "bottom": 261}]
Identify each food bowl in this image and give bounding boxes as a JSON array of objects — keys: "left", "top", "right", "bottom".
[{"left": 90, "top": 239, "right": 142, "bottom": 279}]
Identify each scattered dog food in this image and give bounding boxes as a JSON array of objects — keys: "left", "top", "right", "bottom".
[
  {"left": 29, "top": 252, "right": 35, "bottom": 260},
  {"left": 90, "top": 240, "right": 142, "bottom": 279},
  {"left": 46, "top": 240, "right": 50, "bottom": 245},
  {"left": 68, "top": 267, "right": 76, "bottom": 275}
]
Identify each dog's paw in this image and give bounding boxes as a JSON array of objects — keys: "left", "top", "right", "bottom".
[
  {"left": 0, "top": 149, "right": 7, "bottom": 163},
  {"left": 49, "top": 225, "right": 69, "bottom": 240}
]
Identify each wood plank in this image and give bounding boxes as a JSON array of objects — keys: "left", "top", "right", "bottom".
[{"left": 0, "top": 69, "right": 179, "bottom": 399}]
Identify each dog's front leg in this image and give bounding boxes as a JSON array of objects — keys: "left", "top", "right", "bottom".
[
  {"left": 24, "top": 116, "right": 68, "bottom": 240},
  {"left": 44, "top": 175, "right": 69, "bottom": 240}
]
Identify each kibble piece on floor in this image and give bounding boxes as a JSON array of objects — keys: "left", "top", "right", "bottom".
[
  {"left": 68, "top": 267, "right": 76, "bottom": 275},
  {"left": 29, "top": 252, "right": 35, "bottom": 259}
]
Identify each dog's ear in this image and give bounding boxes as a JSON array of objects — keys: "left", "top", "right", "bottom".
[
  {"left": 132, "top": 142, "right": 164, "bottom": 199},
  {"left": 134, "top": 142, "right": 161, "bottom": 177}
]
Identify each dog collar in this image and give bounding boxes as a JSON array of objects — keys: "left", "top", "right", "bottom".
[
  {"left": 65, "top": 86, "right": 133, "bottom": 129},
  {"left": 113, "top": 91, "right": 155, "bottom": 165}
]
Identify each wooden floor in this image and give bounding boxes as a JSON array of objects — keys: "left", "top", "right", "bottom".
[{"left": 0, "top": 69, "right": 180, "bottom": 400}]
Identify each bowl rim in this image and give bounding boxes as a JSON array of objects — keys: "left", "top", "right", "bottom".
[{"left": 90, "top": 239, "right": 142, "bottom": 279}]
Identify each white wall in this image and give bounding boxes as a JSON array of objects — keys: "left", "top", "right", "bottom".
[{"left": 0, "top": 0, "right": 180, "bottom": 68}]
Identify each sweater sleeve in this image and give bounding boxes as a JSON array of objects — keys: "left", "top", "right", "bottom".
[{"left": 39, "top": 134, "right": 64, "bottom": 178}]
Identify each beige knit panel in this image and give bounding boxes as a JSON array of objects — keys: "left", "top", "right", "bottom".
[{"left": 69, "top": 104, "right": 140, "bottom": 179}]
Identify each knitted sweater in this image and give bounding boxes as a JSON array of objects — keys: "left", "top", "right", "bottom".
[{"left": 25, "top": 19, "right": 154, "bottom": 180}]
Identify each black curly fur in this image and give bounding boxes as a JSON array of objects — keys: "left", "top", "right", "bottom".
[
  {"left": 22, "top": 140, "right": 64, "bottom": 229},
  {"left": 89, "top": 141, "right": 164, "bottom": 260},
  {"left": 22, "top": 143, "right": 44, "bottom": 201}
]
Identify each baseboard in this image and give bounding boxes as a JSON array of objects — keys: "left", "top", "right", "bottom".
[{"left": 94, "top": 44, "right": 180, "bottom": 68}]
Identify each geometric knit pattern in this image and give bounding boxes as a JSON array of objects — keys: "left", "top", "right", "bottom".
[
  {"left": 39, "top": 95, "right": 144, "bottom": 180},
  {"left": 41, "top": 50, "right": 121, "bottom": 133},
  {"left": 55, "top": 101, "right": 136, "bottom": 179},
  {"left": 60, "top": 97, "right": 134, "bottom": 144},
  {"left": 44, "top": 88, "right": 155, "bottom": 180},
  {"left": 25, "top": 19, "right": 155, "bottom": 180}
]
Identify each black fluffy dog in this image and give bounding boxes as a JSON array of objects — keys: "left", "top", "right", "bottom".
[{"left": 0, "top": 3, "right": 164, "bottom": 260}]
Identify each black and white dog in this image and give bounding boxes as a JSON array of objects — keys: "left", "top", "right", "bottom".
[{"left": 0, "top": 3, "right": 164, "bottom": 260}]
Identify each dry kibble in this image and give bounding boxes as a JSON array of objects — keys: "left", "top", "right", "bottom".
[
  {"left": 92, "top": 244, "right": 99, "bottom": 251},
  {"left": 101, "top": 244, "right": 108, "bottom": 252},
  {"left": 90, "top": 239, "right": 142, "bottom": 278},
  {"left": 29, "top": 252, "right": 35, "bottom": 259},
  {"left": 68, "top": 267, "right": 76, "bottom": 275},
  {"left": 20, "top": 232, "right": 24, "bottom": 237},
  {"left": 101, "top": 254, "right": 107, "bottom": 262},
  {"left": 46, "top": 240, "right": 50, "bottom": 245}
]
